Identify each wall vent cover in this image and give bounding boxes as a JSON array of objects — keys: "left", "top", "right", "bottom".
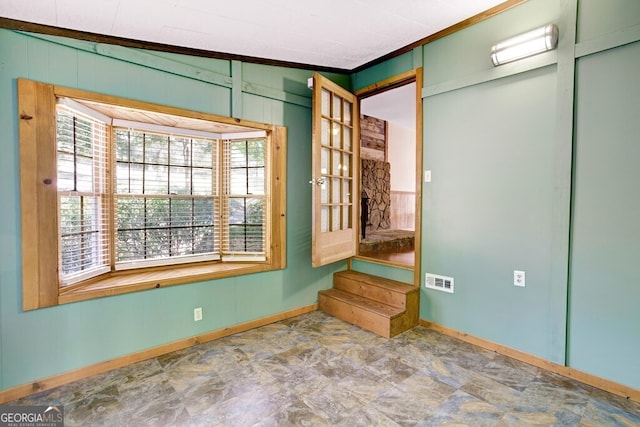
[{"left": 425, "top": 273, "right": 454, "bottom": 293}]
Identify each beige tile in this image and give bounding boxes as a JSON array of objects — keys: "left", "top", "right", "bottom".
[{"left": 9, "top": 311, "right": 640, "bottom": 426}]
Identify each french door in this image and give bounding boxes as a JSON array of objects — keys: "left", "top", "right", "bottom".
[{"left": 310, "top": 73, "right": 359, "bottom": 267}]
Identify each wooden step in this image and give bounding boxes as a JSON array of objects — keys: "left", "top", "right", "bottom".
[
  {"left": 318, "top": 289, "right": 399, "bottom": 338},
  {"left": 318, "top": 270, "right": 419, "bottom": 338},
  {"left": 333, "top": 270, "right": 413, "bottom": 309}
]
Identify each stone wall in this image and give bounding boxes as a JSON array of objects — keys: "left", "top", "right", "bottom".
[{"left": 361, "top": 159, "right": 391, "bottom": 231}]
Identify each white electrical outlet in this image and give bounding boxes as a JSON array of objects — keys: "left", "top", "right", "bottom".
[
  {"left": 514, "top": 270, "right": 525, "bottom": 287},
  {"left": 193, "top": 307, "right": 203, "bottom": 321}
]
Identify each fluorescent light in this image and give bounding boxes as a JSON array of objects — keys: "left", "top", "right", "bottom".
[{"left": 491, "top": 24, "right": 559, "bottom": 66}]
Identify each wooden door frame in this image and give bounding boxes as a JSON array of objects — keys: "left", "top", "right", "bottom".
[{"left": 354, "top": 68, "right": 423, "bottom": 288}]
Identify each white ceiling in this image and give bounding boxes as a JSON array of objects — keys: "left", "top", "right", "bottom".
[
  {"left": 361, "top": 83, "right": 416, "bottom": 129},
  {"left": 0, "top": 0, "right": 506, "bottom": 70}
]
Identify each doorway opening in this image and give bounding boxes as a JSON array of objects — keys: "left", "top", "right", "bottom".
[{"left": 356, "top": 75, "right": 421, "bottom": 270}]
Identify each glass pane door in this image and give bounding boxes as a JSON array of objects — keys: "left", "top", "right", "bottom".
[{"left": 311, "top": 73, "right": 359, "bottom": 267}]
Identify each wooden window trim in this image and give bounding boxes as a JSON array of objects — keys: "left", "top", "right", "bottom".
[
  {"left": 18, "top": 78, "right": 287, "bottom": 310},
  {"left": 58, "top": 262, "right": 276, "bottom": 304}
]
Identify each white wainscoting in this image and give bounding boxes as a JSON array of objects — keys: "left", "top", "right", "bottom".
[{"left": 391, "top": 191, "right": 415, "bottom": 230}]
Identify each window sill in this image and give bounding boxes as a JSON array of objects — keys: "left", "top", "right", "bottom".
[{"left": 58, "top": 262, "right": 277, "bottom": 304}]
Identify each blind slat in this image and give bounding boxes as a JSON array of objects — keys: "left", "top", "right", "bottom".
[
  {"left": 222, "top": 139, "right": 267, "bottom": 258},
  {"left": 113, "top": 128, "right": 220, "bottom": 268},
  {"left": 57, "top": 104, "right": 269, "bottom": 282},
  {"left": 57, "top": 106, "right": 110, "bottom": 286}
]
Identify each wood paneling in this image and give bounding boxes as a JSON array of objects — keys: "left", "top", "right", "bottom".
[
  {"left": 55, "top": 85, "right": 273, "bottom": 131},
  {"left": 270, "top": 125, "right": 287, "bottom": 269},
  {"left": 18, "top": 79, "right": 59, "bottom": 310},
  {"left": 391, "top": 191, "right": 416, "bottom": 230},
  {"left": 360, "top": 114, "right": 386, "bottom": 159}
]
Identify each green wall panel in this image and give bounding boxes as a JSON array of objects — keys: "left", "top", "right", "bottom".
[
  {"left": 243, "top": 63, "right": 307, "bottom": 97},
  {"left": 242, "top": 92, "right": 281, "bottom": 125},
  {"left": 235, "top": 272, "right": 284, "bottom": 322},
  {"left": 0, "top": 31, "right": 26, "bottom": 391},
  {"left": 422, "top": 65, "right": 558, "bottom": 360},
  {"left": 423, "top": 0, "right": 560, "bottom": 88},
  {"left": 351, "top": 52, "right": 414, "bottom": 92},
  {"left": 569, "top": 41, "right": 640, "bottom": 389},
  {"left": 577, "top": 0, "right": 640, "bottom": 43},
  {"left": 141, "top": 50, "right": 231, "bottom": 77}
]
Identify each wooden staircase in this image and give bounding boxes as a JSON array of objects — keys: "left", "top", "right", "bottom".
[{"left": 318, "top": 270, "right": 419, "bottom": 338}]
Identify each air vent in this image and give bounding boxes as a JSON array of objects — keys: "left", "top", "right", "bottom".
[{"left": 425, "top": 273, "right": 454, "bottom": 293}]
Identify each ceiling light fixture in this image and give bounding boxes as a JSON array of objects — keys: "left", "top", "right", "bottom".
[{"left": 490, "top": 24, "right": 559, "bottom": 66}]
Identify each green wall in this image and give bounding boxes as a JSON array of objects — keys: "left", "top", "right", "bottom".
[
  {"left": 422, "top": 65, "right": 558, "bottom": 358},
  {"left": 424, "top": 0, "right": 639, "bottom": 389},
  {"left": 421, "top": 0, "right": 567, "bottom": 364},
  {"left": 353, "top": 0, "right": 640, "bottom": 390},
  {"left": 0, "top": 30, "right": 348, "bottom": 391},
  {"left": 570, "top": 41, "right": 640, "bottom": 387}
]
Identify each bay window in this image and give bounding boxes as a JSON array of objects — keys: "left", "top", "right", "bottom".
[{"left": 18, "top": 79, "right": 287, "bottom": 310}]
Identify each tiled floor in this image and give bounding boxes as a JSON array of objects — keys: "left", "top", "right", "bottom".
[{"left": 11, "top": 311, "right": 640, "bottom": 426}]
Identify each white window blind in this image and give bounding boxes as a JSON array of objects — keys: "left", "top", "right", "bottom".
[
  {"left": 55, "top": 101, "right": 271, "bottom": 284},
  {"left": 222, "top": 139, "right": 268, "bottom": 261},
  {"left": 56, "top": 106, "right": 110, "bottom": 285},
  {"left": 113, "top": 128, "right": 220, "bottom": 270}
]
